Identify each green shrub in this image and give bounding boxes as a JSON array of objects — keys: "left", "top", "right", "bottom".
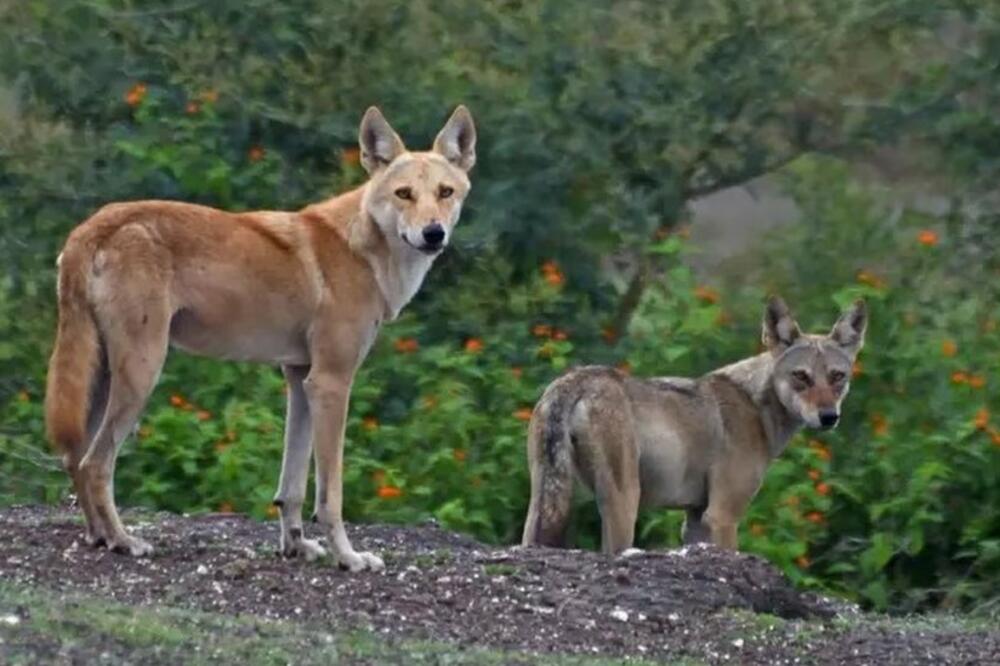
[{"left": 2, "top": 0, "right": 1000, "bottom": 617}]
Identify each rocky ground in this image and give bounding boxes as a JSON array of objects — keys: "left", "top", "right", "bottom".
[{"left": 0, "top": 504, "right": 997, "bottom": 665}]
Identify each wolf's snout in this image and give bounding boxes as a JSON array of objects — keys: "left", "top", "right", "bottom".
[
  {"left": 818, "top": 408, "right": 839, "bottom": 429},
  {"left": 422, "top": 223, "right": 445, "bottom": 246}
]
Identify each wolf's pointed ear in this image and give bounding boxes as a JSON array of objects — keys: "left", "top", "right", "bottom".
[
  {"left": 359, "top": 107, "right": 406, "bottom": 174},
  {"left": 829, "top": 299, "right": 868, "bottom": 356},
  {"left": 762, "top": 296, "right": 801, "bottom": 352},
  {"left": 433, "top": 105, "right": 476, "bottom": 172}
]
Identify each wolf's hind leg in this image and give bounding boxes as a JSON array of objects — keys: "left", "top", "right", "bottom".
[
  {"left": 79, "top": 243, "right": 170, "bottom": 557},
  {"left": 682, "top": 507, "right": 711, "bottom": 545},
  {"left": 587, "top": 407, "right": 640, "bottom": 556}
]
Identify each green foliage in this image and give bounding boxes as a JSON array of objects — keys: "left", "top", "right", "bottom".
[{"left": 2, "top": 0, "right": 1000, "bottom": 617}]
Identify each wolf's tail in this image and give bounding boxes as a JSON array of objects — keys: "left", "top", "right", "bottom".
[
  {"left": 521, "top": 379, "right": 579, "bottom": 548},
  {"left": 44, "top": 246, "right": 102, "bottom": 468}
]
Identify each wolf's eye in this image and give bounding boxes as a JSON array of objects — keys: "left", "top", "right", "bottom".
[
  {"left": 438, "top": 185, "right": 454, "bottom": 199},
  {"left": 829, "top": 370, "right": 846, "bottom": 383},
  {"left": 394, "top": 187, "right": 413, "bottom": 201},
  {"left": 792, "top": 370, "right": 812, "bottom": 386}
]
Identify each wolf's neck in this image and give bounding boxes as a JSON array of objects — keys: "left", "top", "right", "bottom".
[
  {"left": 349, "top": 212, "right": 436, "bottom": 321},
  {"left": 713, "top": 353, "right": 802, "bottom": 458}
]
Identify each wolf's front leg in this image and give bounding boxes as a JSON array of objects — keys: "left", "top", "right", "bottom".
[
  {"left": 274, "top": 364, "right": 327, "bottom": 561},
  {"left": 304, "top": 370, "right": 384, "bottom": 572}
]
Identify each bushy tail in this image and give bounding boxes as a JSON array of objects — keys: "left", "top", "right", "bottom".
[
  {"left": 44, "top": 249, "right": 101, "bottom": 465},
  {"left": 521, "top": 383, "right": 577, "bottom": 547}
]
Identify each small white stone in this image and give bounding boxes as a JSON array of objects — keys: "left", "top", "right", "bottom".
[
  {"left": 732, "top": 638, "right": 744, "bottom": 648},
  {"left": 1, "top": 615, "right": 19, "bottom": 626},
  {"left": 609, "top": 608, "right": 629, "bottom": 622},
  {"left": 196, "top": 564, "right": 208, "bottom": 575},
  {"left": 668, "top": 612, "right": 681, "bottom": 622}
]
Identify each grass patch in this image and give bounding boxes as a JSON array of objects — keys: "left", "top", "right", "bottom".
[{"left": 483, "top": 562, "right": 518, "bottom": 577}]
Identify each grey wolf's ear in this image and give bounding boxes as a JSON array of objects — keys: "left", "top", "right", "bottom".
[
  {"left": 359, "top": 107, "right": 406, "bottom": 174},
  {"left": 829, "top": 299, "right": 868, "bottom": 356},
  {"left": 433, "top": 105, "right": 476, "bottom": 172},
  {"left": 762, "top": 296, "right": 801, "bottom": 352}
]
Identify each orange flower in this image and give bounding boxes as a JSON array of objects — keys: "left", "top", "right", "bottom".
[
  {"left": 510, "top": 367, "right": 523, "bottom": 379},
  {"left": 815, "top": 482, "right": 831, "bottom": 496},
  {"left": 513, "top": 407, "right": 534, "bottom": 421},
  {"left": 377, "top": 485, "right": 403, "bottom": 499},
  {"left": 974, "top": 408, "right": 989, "bottom": 430},
  {"left": 552, "top": 329, "right": 568, "bottom": 341},
  {"left": 16, "top": 390, "right": 29, "bottom": 403},
  {"left": 796, "top": 555, "right": 811, "bottom": 569},
  {"left": 394, "top": 337, "right": 419, "bottom": 353},
  {"left": 247, "top": 145, "right": 265, "bottom": 162},
  {"left": 544, "top": 271, "right": 564, "bottom": 287},
  {"left": 124, "top": 82, "right": 147, "bottom": 107},
  {"left": 693, "top": 285, "right": 719, "bottom": 304},
  {"left": 990, "top": 429, "right": 1000, "bottom": 447},
  {"left": 806, "top": 511, "right": 825, "bottom": 524},
  {"left": 342, "top": 147, "right": 361, "bottom": 166},
  {"left": 265, "top": 504, "right": 279, "bottom": 519},
  {"left": 917, "top": 230, "right": 939, "bottom": 247},
  {"left": 807, "top": 469, "right": 821, "bottom": 481},
  {"left": 601, "top": 327, "right": 618, "bottom": 344},
  {"left": 218, "top": 501, "right": 235, "bottom": 514},
  {"left": 464, "top": 338, "right": 484, "bottom": 353},
  {"left": 852, "top": 361, "right": 863, "bottom": 378},
  {"left": 185, "top": 101, "right": 200, "bottom": 114},
  {"left": 196, "top": 410, "right": 212, "bottom": 421},
  {"left": 199, "top": 89, "right": 219, "bottom": 104},
  {"left": 856, "top": 270, "right": 887, "bottom": 289},
  {"left": 941, "top": 339, "right": 957, "bottom": 357},
  {"left": 870, "top": 413, "right": 889, "bottom": 437},
  {"left": 362, "top": 416, "right": 379, "bottom": 431},
  {"left": 749, "top": 523, "right": 765, "bottom": 537},
  {"left": 170, "top": 394, "right": 186, "bottom": 408},
  {"left": 809, "top": 439, "right": 833, "bottom": 461},
  {"left": 951, "top": 371, "right": 969, "bottom": 385},
  {"left": 532, "top": 324, "right": 552, "bottom": 338},
  {"left": 452, "top": 448, "right": 467, "bottom": 462},
  {"left": 969, "top": 375, "right": 986, "bottom": 389},
  {"left": 541, "top": 260, "right": 565, "bottom": 287}
]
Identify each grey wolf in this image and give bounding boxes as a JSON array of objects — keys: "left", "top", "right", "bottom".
[
  {"left": 521, "top": 296, "right": 867, "bottom": 554},
  {"left": 44, "top": 105, "right": 476, "bottom": 570}
]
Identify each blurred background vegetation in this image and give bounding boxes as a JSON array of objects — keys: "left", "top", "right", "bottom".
[{"left": 1, "top": 0, "right": 998, "bottom": 615}]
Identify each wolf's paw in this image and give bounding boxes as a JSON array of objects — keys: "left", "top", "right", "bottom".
[
  {"left": 335, "top": 549, "right": 384, "bottom": 572},
  {"left": 84, "top": 529, "right": 108, "bottom": 549},
  {"left": 109, "top": 534, "right": 154, "bottom": 557},
  {"left": 282, "top": 537, "right": 328, "bottom": 562}
]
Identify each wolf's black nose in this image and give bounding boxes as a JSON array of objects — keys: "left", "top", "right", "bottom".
[
  {"left": 422, "top": 223, "right": 445, "bottom": 245},
  {"left": 819, "top": 409, "right": 839, "bottom": 429}
]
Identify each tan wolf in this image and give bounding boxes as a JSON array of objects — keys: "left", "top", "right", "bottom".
[
  {"left": 44, "top": 105, "right": 476, "bottom": 570},
  {"left": 521, "top": 296, "right": 867, "bottom": 554}
]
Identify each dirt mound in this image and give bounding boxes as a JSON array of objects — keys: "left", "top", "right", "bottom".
[{"left": 1, "top": 504, "right": 997, "bottom": 664}]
